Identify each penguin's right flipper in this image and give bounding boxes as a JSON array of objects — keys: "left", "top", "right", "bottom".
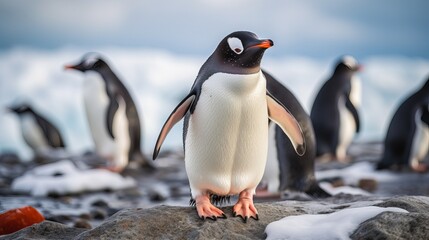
[
  {"left": 35, "top": 116, "right": 66, "bottom": 148},
  {"left": 153, "top": 94, "right": 196, "bottom": 160},
  {"left": 266, "top": 92, "right": 306, "bottom": 156},
  {"left": 345, "top": 95, "right": 360, "bottom": 133},
  {"left": 106, "top": 98, "right": 119, "bottom": 139}
]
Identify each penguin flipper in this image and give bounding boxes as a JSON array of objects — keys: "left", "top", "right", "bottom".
[
  {"left": 266, "top": 92, "right": 306, "bottom": 156},
  {"left": 345, "top": 96, "right": 360, "bottom": 133},
  {"left": 35, "top": 116, "right": 66, "bottom": 148},
  {"left": 106, "top": 98, "right": 119, "bottom": 139},
  {"left": 421, "top": 107, "right": 429, "bottom": 125},
  {"left": 153, "top": 94, "right": 196, "bottom": 160}
]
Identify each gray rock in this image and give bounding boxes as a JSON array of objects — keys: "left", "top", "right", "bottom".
[
  {"left": 0, "top": 221, "right": 85, "bottom": 240},
  {"left": 3, "top": 196, "right": 429, "bottom": 240},
  {"left": 351, "top": 196, "right": 429, "bottom": 239}
]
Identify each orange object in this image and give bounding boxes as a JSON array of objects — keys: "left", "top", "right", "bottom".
[{"left": 0, "top": 206, "right": 45, "bottom": 235}]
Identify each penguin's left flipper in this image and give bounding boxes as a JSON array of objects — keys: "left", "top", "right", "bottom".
[
  {"left": 153, "top": 94, "right": 196, "bottom": 160},
  {"left": 106, "top": 98, "right": 119, "bottom": 139},
  {"left": 345, "top": 95, "right": 360, "bottom": 133},
  {"left": 266, "top": 92, "right": 306, "bottom": 156}
]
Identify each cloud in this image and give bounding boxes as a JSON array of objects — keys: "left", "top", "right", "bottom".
[{"left": 0, "top": 0, "right": 427, "bottom": 58}]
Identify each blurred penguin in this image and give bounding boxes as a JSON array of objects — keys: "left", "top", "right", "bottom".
[
  {"left": 7, "top": 104, "right": 66, "bottom": 155},
  {"left": 310, "top": 56, "right": 362, "bottom": 162},
  {"left": 260, "top": 71, "right": 330, "bottom": 199},
  {"left": 65, "top": 53, "right": 153, "bottom": 172},
  {"left": 377, "top": 77, "right": 429, "bottom": 172}
]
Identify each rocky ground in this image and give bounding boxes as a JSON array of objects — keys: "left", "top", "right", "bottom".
[{"left": 1, "top": 142, "right": 429, "bottom": 239}]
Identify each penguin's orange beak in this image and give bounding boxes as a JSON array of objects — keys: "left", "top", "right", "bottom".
[
  {"left": 64, "top": 65, "right": 75, "bottom": 70},
  {"left": 253, "top": 39, "right": 274, "bottom": 49}
]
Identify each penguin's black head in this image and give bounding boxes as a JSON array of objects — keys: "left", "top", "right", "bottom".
[
  {"left": 213, "top": 31, "right": 273, "bottom": 73},
  {"left": 64, "top": 53, "right": 108, "bottom": 73},
  {"left": 335, "top": 55, "right": 362, "bottom": 72},
  {"left": 7, "top": 104, "right": 32, "bottom": 114}
]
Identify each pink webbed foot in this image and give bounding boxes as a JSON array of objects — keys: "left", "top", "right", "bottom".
[
  {"left": 233, "top": 190, "right": 259, "bottom": 223},
  {"left": 195, "top": 195, "right": 227, "bottom": 221}
]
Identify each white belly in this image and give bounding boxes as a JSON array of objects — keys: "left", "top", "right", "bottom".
[
  {"left": 20, "top": 114, "right": 49, "bottom": 152},
  {"left": 262, "top": 122, "right": 280, "bottom": 193},
  {"left": 185, "top": 71, "right": 268, "bottom": 197},
  {"left": 83, "top": 72, "right": 130, "bottom": 168},
  {"left": 337, "top": 96, "right": 356, "bottom": 159},
  {"left": 410, "top": 109, "right": 429, "bottom": 166}
]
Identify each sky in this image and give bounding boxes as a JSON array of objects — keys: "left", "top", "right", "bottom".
[
  {"left": 0, "top": 1, "right": 428, "bottom": 159},
  {"left": 0, "top": 0, "right": 428, "bottom": 59}
]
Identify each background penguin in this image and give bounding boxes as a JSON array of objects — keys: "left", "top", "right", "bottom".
[
  {"left": 65, "top": 53, "right": 153, "bottom": 172},
  {"left": 261, "top": 71, "right": 330, "bottom": 198},
  {"left": 377, "top": 77, "right": 429, "bottom": 172},
  {"left": 153, "top": 31, "right": 305, "bottom": 221},
  {"left": 7, "top": 103, "right": 66, "bottom": 155},
  {"left": 310, "top": 56, "right": 362, "bottom": 162}
]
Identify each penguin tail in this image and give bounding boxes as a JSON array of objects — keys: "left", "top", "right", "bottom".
[
  {"left": 375, "top": 161, "right": 389, "bottom": 170},
  {"left": 305, "top": 182, "right": 331, "bottom": 198},
  {"left": 129, "top": 151, "right": 156, "bottom": 170}
]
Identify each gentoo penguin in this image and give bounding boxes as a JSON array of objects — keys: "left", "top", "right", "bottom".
[
  {"left": 261, "top": 71, "right": 330, "bottom": 198},
  {"left": 310, "top": 56, "right": 362, "bottom": 162},
  {"left": 7, "top": 104, "right": 66, "bottom": 154},
  {"left": 153, "top": 31, "right": 305, "bottom": 222},
  {"left": 65, "top": 53, "right": 152, "bottom": 172},
  {"left": 377, "top": 77, "right": 429, "bottom": 172}
]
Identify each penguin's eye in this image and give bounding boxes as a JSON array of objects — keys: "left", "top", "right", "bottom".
[{"left": 227, "top": 37, "right": 244, "bottom": 55}]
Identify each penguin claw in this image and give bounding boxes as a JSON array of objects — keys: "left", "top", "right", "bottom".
[
  {"left": 195, "top": 195, "right": 226, "bottom": 221},
  {"left": 251, "top": 214, "right": 259, "bottom": 221},
  {"left": 232, "top": 191, "right": 259, "bottom": 223}
]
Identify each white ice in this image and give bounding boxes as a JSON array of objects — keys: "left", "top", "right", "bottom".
[
  {"left": 265, "top": 206, "right": 408, "bottom": 240},
  {"left": 319, "top": 182, "right": 371, "bottom": 196},
  {"left": 11, "top": 160, "right": 136, "bottom": 196},
  {"left": 315, "top": 161, "right": 397, "bottom": 185}
]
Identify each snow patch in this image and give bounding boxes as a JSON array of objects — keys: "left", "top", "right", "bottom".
[
  {"left": 319, "top": 182, "right": 371, "bottom": 196},
  {"left": 316, "top": 161, "right": 397, "bottom": 185},
  {"left": 265, "top": 206, "right": 408, "bottom": 240},
  {"left": 11, "top": 160, "right": 136, "bottom": 196}
]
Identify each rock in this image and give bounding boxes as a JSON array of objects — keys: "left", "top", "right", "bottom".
[
  {"left": 90, "top": 209, "right": 107, "bottom": 220},
  {"left": 74, "top": 219, "right": 92, "bottom": 229},
  {"left": 0, "top": 221, "right": 85, "bottom": 240},
  {"left": 0, "top": 206, "right": 44, "bottom": 235},
  {"left": 75, "top": 203, "right": 298, "bottom": 240},
  {"left": 3, "top": 196, "right": 429, "bottom": 240},
  {"left": 358, "top": 178, "right": 378, "bottom": 192},
  {"left": 90, "top": 199, "right": 109, "bottom": 208}
]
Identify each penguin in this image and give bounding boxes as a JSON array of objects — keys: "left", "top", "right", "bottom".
[
  {"left": 377, "top": 77, "right": 429, "bottom": 172},
  {"left": 153, "top": 31, "right": 306, "bottom": 222},
  {"left": 64, "top": 53, "right": 152, "bottom": 172},
  {"left": 7, "top": 104, "right": 66, "bottom": 154},
  {"left": 261, "top": 71, "right": 330, "bottom": 198},
  {"left": 310, "top": 56, "right": 362, "bottom": 162}
]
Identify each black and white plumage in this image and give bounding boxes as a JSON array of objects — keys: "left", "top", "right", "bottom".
[
  {"left": 377, "top": 77, "right": 429, "bottom": 171},
  {"left": 310, "top": 56, "right": 362, "bottom": 161},
  {"left": 8, "top": 104, "right": 66, "bottom": 153},
  {"left": 153, "top": 31, "right": 305, "bottom": 221},
  {"left": 261, "top": 71, "right": 330, "bottom": 198},
  {"left": 65, "top": 53, "right": 152, "bottom": 171}
]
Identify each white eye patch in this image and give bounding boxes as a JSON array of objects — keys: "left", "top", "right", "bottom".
[
  {"left": 84, "top": 57, "right": 98, "bottom": 67},
  {"left": 342, "top": 55, "right": 358, "bottom": 69},
  {"left": 227, "top": 37, "right": 244, "bottom": 54}
]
